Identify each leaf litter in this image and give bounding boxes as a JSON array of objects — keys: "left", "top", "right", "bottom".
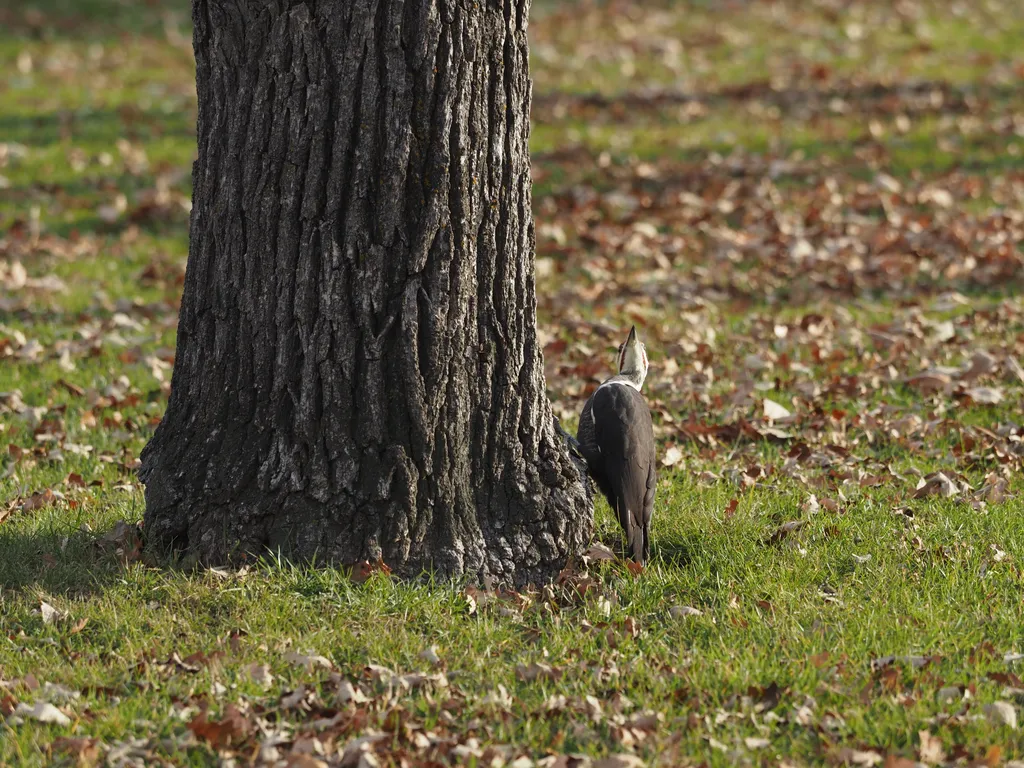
[{"left": 6, "top": 0, "right": 1024, "bottom": 765}]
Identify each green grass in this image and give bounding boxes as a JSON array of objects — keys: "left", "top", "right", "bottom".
[{"left": 4, "top": 0, "right": 1024, "bottom": 765}]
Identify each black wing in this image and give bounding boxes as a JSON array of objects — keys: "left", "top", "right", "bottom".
[
  {"left": 577, "top": 390, "right": 613, "bottom": 502},
  {"left": 581, "top": 383, "right": 655, "bottom": 563}
]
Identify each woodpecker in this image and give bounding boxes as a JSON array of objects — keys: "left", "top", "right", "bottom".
[{"left": 576, "top": 326, "right": 656, "bottom": 565}]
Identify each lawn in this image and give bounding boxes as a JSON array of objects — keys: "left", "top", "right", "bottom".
[{"left": 3, "top": 0, "right": 1024, "bottom": 765}]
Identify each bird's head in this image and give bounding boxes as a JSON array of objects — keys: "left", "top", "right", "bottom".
[{"left": 617, "top": 325, "right": 648, "bottom": 389}]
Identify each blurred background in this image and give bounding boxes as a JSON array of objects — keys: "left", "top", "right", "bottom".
[{"left": 2, "top": 0, "right": 1023, "bottom": 489}]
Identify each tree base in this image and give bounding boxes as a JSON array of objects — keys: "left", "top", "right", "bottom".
[{"left": 142, "top": 419, "right": 593, "bottom": 587}]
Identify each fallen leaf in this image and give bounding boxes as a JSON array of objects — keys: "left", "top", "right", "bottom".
[
  {"left": 883, "top": 757, "right": 917, "bottom": 768},
  {"left": 871, "top": 655, "right": 931, "bottom": 670},
  {"left": 928, "top": 319, "right": 956, "bottom": 342},
  {"left": 40, "top": 601, "right": 64, "bottom": 625},
  {"left": 917, "top": 730, "right": 945, "bottom": 765},
  {"left": 22, "top": 489, "right": 58, "bottom": 513},
  {"left": 187, "top": 704, "right": 251, "bottom": 748},
  {"left": 981, "top": 745, "right": 1002, "bottom": 767},
  {"left": 15, "top": 701, "right": 71, "bottom": 726},
  {"left": 586, "top": 542, "right": 616, "bottom": 562},
  {"left": 724, "top": 498, "right": 739, "bottom": 519},
  {"left": 960, "top": 350, "right": 997, "bottom": 381},
  {"left": 831, "top": 747, "right": 883, "bottom": 766},
  {"left": 50, "top": 736, "right": 100, "bottom": 765},
  {"left": 338, "top": 733, "right": 389, "bottom": 767},
  {"left": 418, "top": 645, "right": 442, "bottom": 667},
  {"left": 350, "top": 557, "right": 392, "bottom": 584},
  {"left": 364, "top": 664, "right": 396, "bottom": 685},
  {"left": 245, "top": 663, "right": 274, "bottom": 690},
  {"left": 1005, "top": 356, "right": 1024, "bottom": 385},
  {"left": 763, "top": 398, "right": 792, "bottom": 421},
  {"left": 913, "top": 472, "right": 958, "bottom": 499},
  {"left": 284, "top": 651, "right": 333, "bottom": 672},
  {"left": 748, "top": 681, "right": 782, "bottom": 712},
  {"left": 516, "top": 662, "right": 562, "bottom": 682},
  {"left": 904, "top": 372, "right": 952, "bottom": 395},
  {"left": 936, "top": 686, "right": 963, "bottom": 703},
  {"left": 1, "top": 694, "right": 17, "bottom": 716},
  {"left": 98, "top": 520, "right": 142, "bottom": 565},
  {"left": 669, "top": 605, "right": 702, "bottom": 619},
  {"left": 765, "top": 520, "right": 806, "bottom": 545},
  {"left": 593, "top": 756, "right": 645, "bottom": 768},
  {"left": 661, "top": 445, "right": 684, "bottom": 467},
  {"left": 965, "top": 386, "right": 1004, "bottom": 405},
  {"left": 42, "top": 683, "right": 81, "bottom": 704},
  {"left": 337, "top": 679, "right": 369, "bottom": 704},
  {"left": 394, "top": 671, "right": 448, "bottom": 692},
  {"left": 984, "top": 701, "right": 1018, "bottom": 729}
]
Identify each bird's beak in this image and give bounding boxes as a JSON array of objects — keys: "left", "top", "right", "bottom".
[{"left": 626, "top": 325, "right": 638, "bottom": 344}]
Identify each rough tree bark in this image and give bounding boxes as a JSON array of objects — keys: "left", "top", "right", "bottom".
[{"left": 139, "top": 0, "right": 592, "bottom": 585}]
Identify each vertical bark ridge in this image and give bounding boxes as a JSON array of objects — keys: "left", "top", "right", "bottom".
[{"left": 141, "top": 0, "right": 591, "bottom": 585}]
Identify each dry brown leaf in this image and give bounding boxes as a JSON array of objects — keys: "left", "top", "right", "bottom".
[
  {"left": 912, "top": 472, "right": 958, "bottom": 500},
  {"left": 917, "top": 730, "right": 945, "bottom": 765},
  {"left": 1005, "top": 356, "right": 1024, "bottom": 385},
  {"left": 337, "top": 679, "right": 369, "bottom": 704},
  {"left": 40, "top": 601, "right": 64, "bottom": 625},
  {"left": 763, "top": 398, "right": 792, "bottom": 421},
  {"left": 960, "top": 349, "right": 997, "bottom": 381},
  {"left": 586, "top": 542, "right": 617, "bottom": 562},
  {"left": 187, "top": 704, "right": 251, "bottom": 748},
  {"left": 984, "top": 701, "right": 1018, "bottom": 729},
  {"left": 516, "top": 662, "right": 562, "bottom": 682},
  {"left": 661, "top": 445, "right": 684, "bottom": 467},
  {"left": 904, "top": 371, "right": 952, "bottom": 395},
  {"left": 418, "top": 645, "right": 442, "bottom": 667},
  {"left": 975, "top": 474, "right": 1010, "bottom": 504},
  {"left": 765, "top": 520, "right": 806, "bottom": 545},
  {"left": 284, "top": 651, "right": 333, "bottom": 672},
  {"left": 244, "top": 663, "right": 274, "bottom": 690},
  {"left": 22, "top": 489, "right": 58, "bottom": 513},
  {"left": 50, "top": 736, "right": 101, "bottom": 766},
  {"left": 593, "top": 755, "right": 645, "bottom": 768},
  {"left": 15, "top": 701, "right": 71, "bottom": 726},
  {"left": 723, "top": 498, "right": 739, "bottom": 519},
  {"left": 964, "top": 386, "right": 1004, "bottom": 405},
  {"left": 395, "top": 671, "right": 448, "bottom": 691},
  {"left": 669, "top": 605, "right": 702, "bottom": 619},
  {"left": 830, "top": 747, "right": 883, "bottom": 766},
  {"left": 883, "top": 757, "right": 917, "bottom": 768},
  {"left": 98, "top": 520, "right": 142, "bottom": 565},
  {"left": 350, "top": 558, "right": 392, "bottom": 584}
]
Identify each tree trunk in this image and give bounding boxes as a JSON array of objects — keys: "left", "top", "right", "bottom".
[{"left": 139, "top": 0, "right": 591, "bottom": 585}]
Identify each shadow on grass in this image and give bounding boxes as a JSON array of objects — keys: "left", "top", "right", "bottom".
[
  {"left": 653, "top": 533, "right": 703, "bottom": 570},
  {"left": 0, "top": 519, "right": 142, "bottom": 595}
]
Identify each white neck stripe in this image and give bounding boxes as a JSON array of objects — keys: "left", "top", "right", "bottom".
[{"left": 597, "top": 379, "right": 641, "bottom": 392}]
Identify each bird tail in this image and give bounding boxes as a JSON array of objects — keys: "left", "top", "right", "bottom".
[{"left": 614, "top": 495, "right": 646, "bottom": 566}]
